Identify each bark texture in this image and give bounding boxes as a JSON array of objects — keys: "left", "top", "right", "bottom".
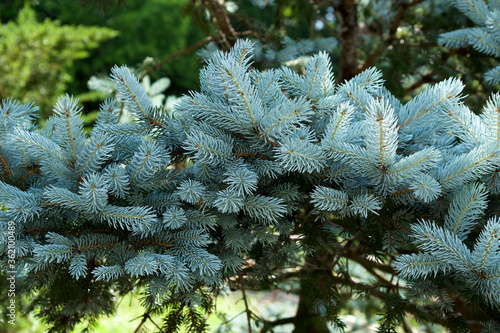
[{"left": 331, "top": 0, "right": 360, "bottom": 83}]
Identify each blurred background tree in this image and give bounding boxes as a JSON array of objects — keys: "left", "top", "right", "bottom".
[
  {"left": 0, "top": 0, "right": 208, "bottom": 118},
  {"left": 0, "top": 4, "right": 117, "bottom": 117}
]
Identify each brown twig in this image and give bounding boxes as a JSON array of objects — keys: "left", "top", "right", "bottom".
[
  {"left": 0, "top": 152, "right": 12, "bottom": 179},
  {"left": 309, "top": 0, "right": 335, "bottom": 33},
  {"left": 330, "top": 230, "right": 361, "bottom": 270},
  {"left": 359, "top": 0, "right": 426, "bottom": 73},
  {"left": 231, "top": 12, "right": 269, "bottom": 42},
  {"left": 239, "top": 273, "right": 253, "bottom": 333},
  {"left": 139, "top": 35, "right": 218, "bottom": 81},
  {"left": 16, "top": 166, "right": 40, "bottom": 187},
  {"left": 203, "top": 0, "right": 237, "bottom": 49},
  {"left": 133, "top": 306, "right": 153, "bottom": 333}
]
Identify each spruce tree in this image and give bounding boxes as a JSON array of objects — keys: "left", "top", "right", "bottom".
[{"left": 1, "top": 37, "right": 499, "bottom": 332}]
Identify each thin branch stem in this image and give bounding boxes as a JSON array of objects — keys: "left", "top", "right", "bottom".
[
  {"left": 331, "top": 230, "right": 361, "bottom": 269},
  {"left": 139, "top": 35, "right": 218, "bottom": 81},
  {"left": 133, "top": 306, "right": 152, "bottom": 333},
  {"left": 259, "top": 317, "right": 295, "bottom": 333},
  {"left": 359, "top": 0, "right": 426, "bottom": 73},
  {"left": 239, "top": 274, "right": 253, "bottom": 333},
  {"left": 16, "top": 166, "right": 40, "bottom": 187},
  {"left": 0, "top": 152, "right": 12, "bottom": 179},
  {"left": 203, "top": 0, "right": 237, "bottom": 48}
]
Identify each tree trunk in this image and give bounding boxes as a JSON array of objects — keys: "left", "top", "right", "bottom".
[
  {"left": 292, "top": 254, "right": 332, "bottom": 333},
  {"left": 292, "top": 289, "right": 330, "bottom": 333},
  {"left": 331, "top": 0, "right": 360, "bottom": 83}
]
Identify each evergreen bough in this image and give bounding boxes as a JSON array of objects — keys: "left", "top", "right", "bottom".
[
  {"left": 440, "top": 0, "right": 500, "bottom": 84},
  {"left": 1, "top": 39, "right": 500, "bottom": 332}
]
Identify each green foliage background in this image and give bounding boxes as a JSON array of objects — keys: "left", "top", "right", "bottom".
[
  {"left": 0, "top": 0, "right": 208, "bottom": 117},
  {"left": 0, "top": 4, "right": 117, "bottom": 116},
  {"left": 2, "top": 0, "right": 499, "bottom": 116}
]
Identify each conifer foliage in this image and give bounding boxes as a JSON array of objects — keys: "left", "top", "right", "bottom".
[
  {"left": 440, "top": 0, "right": 500, "bottom": 84},
  {"left": 1, "top": 39, "right": 500, "bottom": 332}
]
